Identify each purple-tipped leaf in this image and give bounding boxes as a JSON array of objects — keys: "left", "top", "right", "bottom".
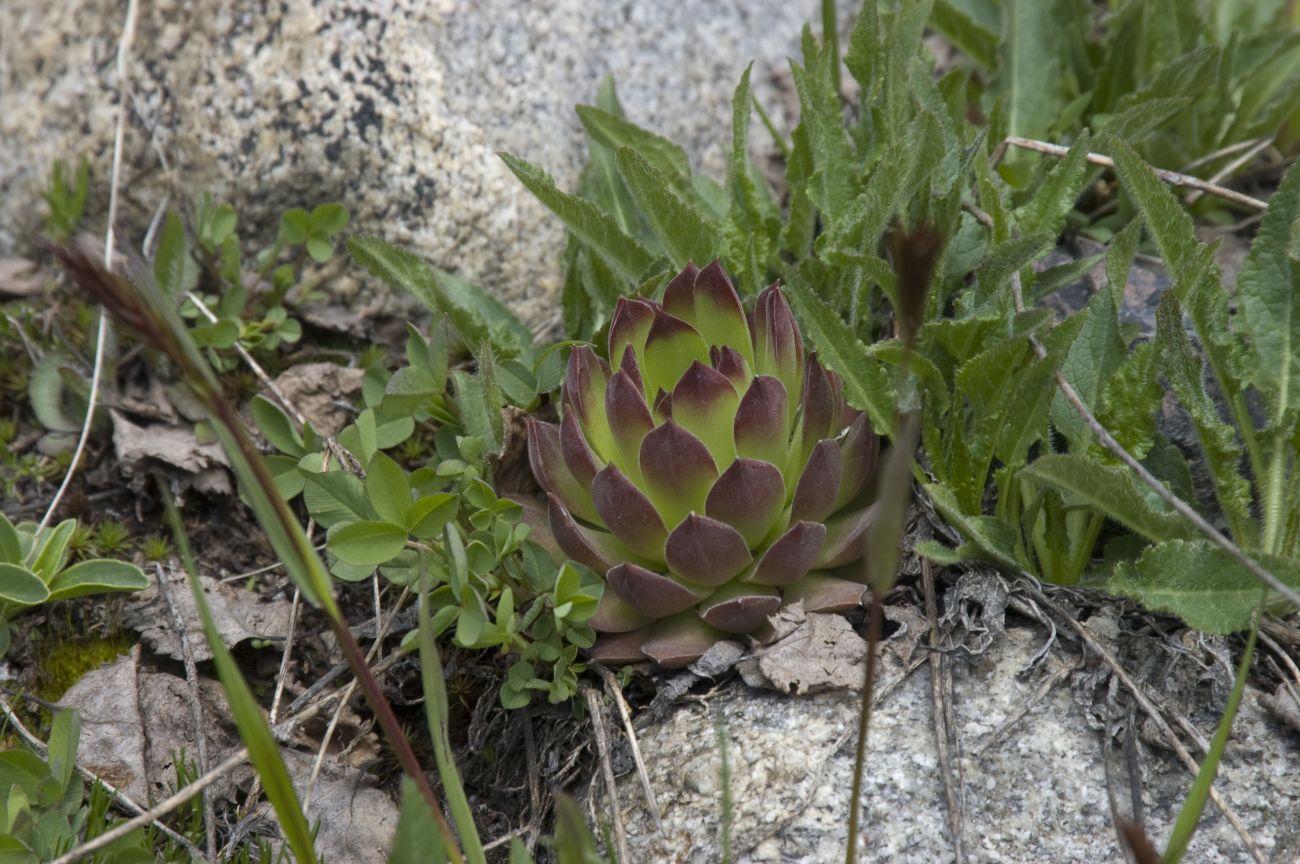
[
  {"left": 560, "top": 412, "right": 602, "bottom": 487},
  {"left": 641, "top": 613, "right": 727, "bottom": 668},
  {"left": 712, "top": 345, "right": 753, "bottom": 392},
  {"left": 642, "top": 310, "right": 710, "bottom": 400},
  {"left": 665, "top": 513, "right": 753, "bottom": 586},
  {"left": 733, "top": 375, "right": 790, "bottom": 470},
  {"left": 590, "top": 627, "right": 652, "bottom": 664},
  {"left": 592, "top": 464, "right": 668, "bottom": 561},
  {"left": 638, "top": 421, "right": 718, "bottom": 531},
  {"left": 782, "top": 572, "right": 867, "bottom": 613},
  {"left": 747, "top": 520, "right": 827, "bottom": 586},
  {"left": 672, "top": 361, "right": 740, "bottom": 469},
  {"left": 790, "top": 439, "right": 842, "bottom": 524},
  {"left": 705, "top": 458, "right": 786, "bottom": 546},
  {"left": 651, "top": 388, "right": 673, "bottom": 422},
  {"left": 564, "top": 346, "right": 614, "bottom": 461},
  {"left": 617, "top": 343, "right": 646, "bottom": 397},
  {"left": 816, "top": 503, "right": 877, "bottom": 568},
  {"left": 689, "top": 260, "right": 753, "bottom": 363},
  {"left": 527, "top": 419, "right": 601, "bottom": 525},
  {"left": 797, "top": 354, "right": 836, "bottom": 463},
  {"left": 589, "top": 593, "right": 653, "bottom": 634},
  {"left": 836, "top": 413, "right": 879, "bottom": 510},
  {"left": 661, "top": 261, "right": 701, "bottom": 321},
  {"left": 548, "top": 495, "right": 634, "bottom": 573},
  {"left": 753, "top": 285, "right": 804, "bottom": 406},
  {"left": 607, "top": 297, "right": 656, "bottom": 377},
  {"left": 698, "top": 582, "right": 781, "bottom": 634},
  {"left": 607, "top": 562, "right": 709, "bottom": 618},
  {"left": 605, "top": 367, "right": 654, "bottom": 482}
]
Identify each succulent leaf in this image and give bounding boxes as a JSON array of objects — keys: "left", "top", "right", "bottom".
[
  {"left": 529, "top": 263, "right": 881, "bottom": 667},
  {"left": 664, "top": 513, "right": 753, "bottom": 586},
  {"left": 591, "top": 464, "right": 667, "bottom": 561},
  {"left": 607, "top": 562, "right": 709, "bottom": 618}
]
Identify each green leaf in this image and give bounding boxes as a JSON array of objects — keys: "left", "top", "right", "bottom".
[
  {"left": 28, "top": 354, "right": 79, "bottom": 434},
  {"left": 348, "top": 236, "right": 533, "bottom": 354},
  {"left": 310, "top": 202, "right": 350, "bottom": 235},
  {"left": 366, "top": 453, "right": 412, "bottom": 527},
  {"left": 306, "top": 235, "right": 333, "bottom": 263},
  {"left": 27, "top": 519, "right": 75, "bottom": 582},
  {"left": 279, "top": 208, "right": 309, "bottom": 244},
  {"left": 46, "top": 710, "right": 80, "bottom": 795},
  {"left": 0, "top": 564, "right": 49, "bottom": 606},
  {"left": 923, "top": 483, "right": 1021, "bottom": 568},
  {"left": 1016, "top": 132, "right": 1090, "bottom": 237},
  {"left": 999, "top": 0, "right": 1067, "bottom": 156},
  {"left": 407, "top": 494, "right": 459, "bottom": 540},
  {"left": 790, "top": 36, "right": 858, "bottom": 220},
  {"left": 784, "top": 282, "right": 896, "bottom": 436},
  {"left": 45, "top": 559, "right": 148, "bottom": 603},
  {"left": 575, "top": 105, "right": 690, "bottom": 189},
  {"left": 251, "top": 396, "right": 304, "bottom": 456},
  {"left": 303, "top": 469, "right": 375, "bottom": 528},
  {"left": 452, "top": 370, "right": 501, "bottom": 454},
  {"left": 388, "top": 778, "right": 450, "bottom": 864},
  {"left": 1236, "top": 156, "right": 1300, "bottom": 416},
  {"left": 153, "top": 212, "right": 196, "bottom": 297},
  {"left": 931, "top": 0, "right": 998, "bottom": 68},
  {"left": 1109, "top": 540, "right": 1290, "bottom": 633},
  {"left": 1096, "top": 341, "right": 1163, "bottom": 461},
  {"left": 328, "top": 521, "right": 409, "bottom": 568},
  {"left": 1021, "top": 453, "right": 1191, "bottom": 543},
  {"left": 1050, "top": 288, "right": 1127, "bottom": 450},
  {"left": 0, "top": 515, "right": 20, "bottom": 564},
  {"left": 499, "top": 152, "right": 657, "bottom": 281},
  {"left": 614, "top": 147, "right": 720, "bottom": 267}
]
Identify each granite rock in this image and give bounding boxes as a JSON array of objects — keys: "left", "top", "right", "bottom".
[
  {"left": 0, "top": 0, "right": 833, "bottom": 326},
  {"left": 594, "top": 623, "right": 1300, "bottom": 862}
]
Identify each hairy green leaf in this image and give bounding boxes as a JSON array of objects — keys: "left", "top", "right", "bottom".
[
  {"left": 576, "top": 105, "right": 690, "bottom": 189},
  {"left": 615, "top": 147, "right": 720, "bottom": 267},
  {"left": 46, "top": 559, "right": 148, "bottom": 603},
  {"left": 1110, "top": 539, "right": 1291, "bottom": 633},
  {"left": 1021, "top": 453, "right": 1191, "bottom": 542},
  {"left": 499, "top": 152, "right": 657, "bottom": 281},
  {"left": 0, "top": 563, "right": 49, "bottom": 606}
]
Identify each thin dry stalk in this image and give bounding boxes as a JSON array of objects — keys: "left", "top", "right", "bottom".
[
  {"left": 38, "top": 0, "right": 139, "bottom": 533},
  {"left": 584, "top": 687, "right": 629, "bottom": 864},
  {"left": 921, "top": 559, "right": 965, "bottom": 863},
  {"left": 1184, "top": 137, "right": 1273, "bottom": 205},
  {"left": 595, "top": 664, "right": 664, "bottom": 835},
  {"left": 154, "top": 563, "right": 217, "bottom": 860},
  {"left": 998, "top": 135, "right": 1269, "bottom": 211}
]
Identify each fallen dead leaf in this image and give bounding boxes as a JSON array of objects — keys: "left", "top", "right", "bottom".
[
  {"left": 111, "top": 409, "right": 231, "bottom": 495},
  {"left": 0, "top": 256, "right": 44, "bottom": 297},
  {"left": 268, "top": 363, "right": 364, "bottom": 438},
  {"left": 58, "top": 646, "right": 150, "bottom": 803},
  {"left": 739, "top": 609, "right": 867, "bottom": 695},
  {"left": 281, "top": 749, "right": 401, "bottom": 861},
  {"left": 123, "top": 564, "right": 292, "bottom": 663}
]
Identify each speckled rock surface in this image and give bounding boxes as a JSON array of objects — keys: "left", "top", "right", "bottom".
[
  {"left": 0, "top": 0, "right": 827, "bottom": 325},
  {"left": 596, "top": 625, "right": 1300, "bottom": 863}
]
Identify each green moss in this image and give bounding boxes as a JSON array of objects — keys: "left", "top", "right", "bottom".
[{"left": 32, "top": 632, "right": 133, "bottom": 702}]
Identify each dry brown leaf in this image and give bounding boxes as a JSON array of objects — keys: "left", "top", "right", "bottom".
[
  {"left": 268, "top": 362, "right": 364, "bottom": 437},
  {"left": 738, "top": 610, "right": 866, "bottom": 694}
]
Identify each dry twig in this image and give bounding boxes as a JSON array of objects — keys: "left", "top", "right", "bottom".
[
  {"left": 584, "top": 687, "right": 629, "bottom": 864},
  {"left": 922, "top": 560, "right": 966, "bottom": 863}
]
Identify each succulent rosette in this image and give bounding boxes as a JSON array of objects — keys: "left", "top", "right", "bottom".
[{"left": 526, "top": 261, "right": 879, "bottom": 667}]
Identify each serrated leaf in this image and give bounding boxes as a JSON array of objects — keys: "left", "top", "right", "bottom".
[
  {"left": 0, "top": 563, "right": 50, "bottom": 606},
  {"left": 499, "top": 152, "right": 656, "bottom": 281},
  {"left": 153, "top": 212, "right": 196, "bottom": 297},
  {"left": 1236, "top": 156, "right": 1300, "bottom": 416},
  {"left": 328, "top": 521, "right": 408, "bottom": 567},
  {"left": 1096, "top": 340, "right": 1163, "bottom": 460},
  {"left": 452, "top": 369, "right": 500, "bottom": 454},
  {"left": 348, "top": 235, "right": 532, "bottom": 355},
  {"left": 575, "top": 105, "right": 690, "bottom": 189},
  {"left": 790, "top": 39, "right": 858, "bottom": 220},
  {"left": 783, "top": 282, "right": 896, "bottom": 436},
  {"left": 1109, "top": 539, "right": 1293, "bottom": 633},
  {"left": 614, "top": 147, "right": 719, "bottom": 267},
  {"left": 1021, "top": 453, "right": 1191, "bottom": 542},
  {"left": 1016, "top": 132, "right": 1090, "bottom": 237},
  {"left": 1051, "top": 288, "right": 1127, "bottom": 449},
  {"left": 924, "top": 483, "right": 1021, "bottom": 568},
  {"left": 45, "top": 559, "right": 148, "bottom": 603}
]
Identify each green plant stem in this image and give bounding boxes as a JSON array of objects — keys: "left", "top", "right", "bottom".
[
  {"left": 751, "top": 94, "right": 792, "bottom": 160},
  {"left": 822, "top": 0, "right": 841, "bottom": 96},
  {"left": 417, "top": 561, "right": 487, "bottom": 864},
  {"left": 1162, "top": 615, "right": 1259, "bottom": 863}
]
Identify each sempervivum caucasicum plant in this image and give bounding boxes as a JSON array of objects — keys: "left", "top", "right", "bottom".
[{"left": 526, "top": 261, "right": 879, "bottom": 667}]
